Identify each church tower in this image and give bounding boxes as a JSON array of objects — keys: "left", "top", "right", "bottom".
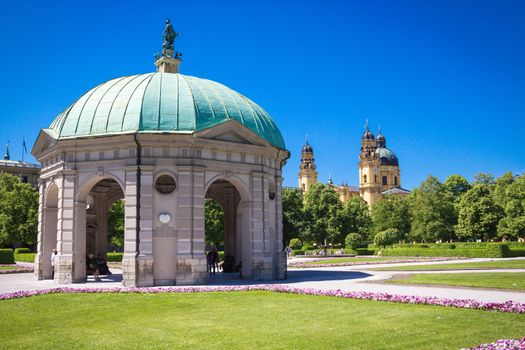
[
  {"left": 298, "top": 137, "right": 318, "bottom": 191},
  {"left": 359, "top": 124, "right": 403, "bottom": 207},
  {"left": 359, "top": 123, "right": 382, "bottom": 206}
]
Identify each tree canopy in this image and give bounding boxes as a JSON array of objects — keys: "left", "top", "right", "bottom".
[{"left": 0, "top": 173, "right": 38, "bottom": 248}]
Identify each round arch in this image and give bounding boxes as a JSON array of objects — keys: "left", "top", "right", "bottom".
[
  {"left": 204, "top": 174, "right": 251, "bottom": 202},
  {"left": 76, "top": 171, "right": 126, "bottom": 203}
]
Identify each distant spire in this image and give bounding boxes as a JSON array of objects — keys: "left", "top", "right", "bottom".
[
  {"left": 328, "top": 173, "right": 333, "bottom": 185},
  {"left": 4, "top": 142, "right": 10, "bottom": 160},
  {"left": 305, "top": 133, "right": 309, "bottom": 144},
  {"left": 377, "top": 125, "right": 382, "bottom": 135},
  {"left": 364, "top": 119, "right": 369, "bottom": 130}
]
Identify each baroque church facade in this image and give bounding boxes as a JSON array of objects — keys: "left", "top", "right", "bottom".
[{"left": 298, "top": 124, "right": 410, "bottom": 207}]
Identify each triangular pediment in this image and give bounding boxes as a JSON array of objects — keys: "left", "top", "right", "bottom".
[
  {"left": 195, "top": 120, "right": 270, "bottom": 148},
  {"left": 31, "top": 129, "right": 58, "bottom": 158}
]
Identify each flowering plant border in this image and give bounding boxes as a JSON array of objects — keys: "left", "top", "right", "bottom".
[
  {"left": 1, "top": 285, "right": 524, "bottom": 314},
  {"left": 462, "top": 337, "right": 525, "bottom": 349}
]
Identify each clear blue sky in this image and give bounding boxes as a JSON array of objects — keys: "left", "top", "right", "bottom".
[{"left": 0, "top": 0, "right": 523, "bottom": 189}]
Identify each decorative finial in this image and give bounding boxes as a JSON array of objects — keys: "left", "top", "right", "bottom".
[
  {"left": 154, "top": 19, "right": 182, "bottom": 73},
  {"left": 328, "top": 173, "right": 333, "bottom": 185},
  {"left": 305, "top": 133, "right": 309, "bottom": 144},
  {"left": 364, "top": 119, "right": 369, "bottom": 130},
  {"left": 4, "top": 141, "right": 10, "bottom": 160},
  {"left": 378, "top": 125, "right": 382, "bottom": 135}
]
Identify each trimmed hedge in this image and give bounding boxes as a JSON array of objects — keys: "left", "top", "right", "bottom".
[
  {"left": 0, "top": 249, "right": 14, "bottom": 264},
  {"left": 15, "top": 253, "right": 36, "bottom": 263},
  {"left": 106, "top": 252, "right": 123, "bottom": 262},
  {"left": 355, "top": 248, "right": 375, "bottom": 256},
  {"left": 380, "top": 243, "right": 522, "bottom": 258},
  {"left": 14, "top": 248, "right": 32, "bottom": 262}
]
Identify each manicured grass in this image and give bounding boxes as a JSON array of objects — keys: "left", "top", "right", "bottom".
[
  {"left": 1, "top": 291, "right": 525, "bottom": 349},
  {"left": 304, "top": 257, "right": 428, "bottom": 265},
  {"left": 0, "top": 266, "right": 18, "bottom": 270},
  {"left": 374, "top": 259, "right": 525, "bottom": 271},
  {"left": 386, "top": 272, "right": 525, "bottom": 291}
]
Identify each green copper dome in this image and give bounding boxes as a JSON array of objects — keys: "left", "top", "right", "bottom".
[{"left": 47, "top": 73, "right": 286, "bottom": 150}]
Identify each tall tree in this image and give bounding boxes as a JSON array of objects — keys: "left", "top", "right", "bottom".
[
  {"left": 497, "top": 173, "right": 525, "bottom": 240},
  {"left": 0, "top": 173, "right": 38, "bottom": 248},
  {"left": 443, "top": 174, "right": 471, "bottom": 201},
  {"left": 205, "top": 198, "right": 224, "bottom": 247},
  {"left": 371, "top": 195, "right": 411, "bottom": 238},
  {"left": 409, "top": 176, "right": 456, "bottom": 242},
  {"left": 340, "top": 196, "right": 372, "bottom": 241},
  {"left": 473, "top": 173, "right": 495, "bottom": 186},
  {"left": 456, "top": 184, "right": 504, "bottom": 241},
  {"left": 303, "top": 183, "right": 343, "bottom": 245},
  {"left": 282, "top": 188, "right": 305, "bottom": 245}
]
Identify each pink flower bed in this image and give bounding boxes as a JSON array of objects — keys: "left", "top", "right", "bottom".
[
  {"left": 1, "top": 285, "right": 524, "bottom": 314},
  {"left": 289, "top": 257, "right": 453, "bottom": 268},
  {"left": 463, "top": 337, "right": 525, "bottom": 349}
]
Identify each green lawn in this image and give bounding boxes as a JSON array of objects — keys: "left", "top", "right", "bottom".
[
  {"left": 0, "top": 266, "right": 18, "bottom": 270},
  {"left": 374, "top": 259, "right": 525, "bottom": 271},
  {"left": 386, "top": 272, "right": 525, "bottom": 291},
  {"left": 304, "top": 257, "right": 430, "bottom": 265},
  {"left": 1, "top": 291, "right": 524, "bottom": 349}
]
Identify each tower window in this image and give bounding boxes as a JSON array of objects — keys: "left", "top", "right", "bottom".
[
  {"left": 382, "top": 176, "right": 387, "bottom": 185},
  {"left": 374, "top": 175, "right": 377, "bottom": 183},
  {"left": 394, "top": 176, "right": 398, "bottom": 185},
  {"left": 363, "top": 175, "right": 367, "bottom": 183}
]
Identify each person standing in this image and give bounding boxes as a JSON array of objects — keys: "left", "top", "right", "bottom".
[{"left": 50, "top": 249, "right": 57, "bottom": 280}]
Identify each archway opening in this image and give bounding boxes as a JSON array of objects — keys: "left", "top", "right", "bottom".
[
  {"left": 205, "top": 179, "right": 242, "bottom": 275},
  {"left": 84, "top": 178, "right": 124, "bottom": 282}
]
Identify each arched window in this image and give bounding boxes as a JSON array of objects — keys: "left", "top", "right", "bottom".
[
  {"left": 363, "top": 175, "right": 367, "bottom": 183},
  {"left": 382, "top": 176, "right": 387, "bottom": 186},
  {"left": 394, "top": 176, "right": 398, "bottom": 185}
]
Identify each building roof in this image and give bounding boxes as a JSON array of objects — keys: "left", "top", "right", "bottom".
[
  {"left": 46, "top": 73, "right": 286, "bottom": 150},
  {"left": 0, "top": 159, "right": 40, "bottom": 169},
  {"left": 381, "top": 187, "right": 411, "bottom": 195}
]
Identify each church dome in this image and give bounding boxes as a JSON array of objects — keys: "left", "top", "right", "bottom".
[
  {"left": 375, "top": 147, "right": 398, "bottom": 166},
  {"left": 47, "top": 72, "right": 286, "bottom": 150},
  {"left": 376, "top": 132, "right": 386, "bottom": 147},
  {"left": 362, "top": 128, "right": 375, "bottom": 140},
  {"left": 301, "top": 141, "right": 313, "bottom": 154}
]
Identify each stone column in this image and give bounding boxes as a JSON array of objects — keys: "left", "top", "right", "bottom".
[
  {"left": 122, "top": 166, "right": 139, "bottom": 286},
  {"left": 55, "top": 172, "right": 76, "bottom": 284},
  {"left": 248, "top": 171, "right": 268, "bottom": 279},
  {"left": 72, "top": 201, "right": 87, "bottom": 282},
  {"left": 175, "top": 166, "right": 207, "bottom": 285},
  {"left": 274, "top": 175, "right": 287, "bottom": 280},
  {"left": 137, "top": 166, "right": 154, "bottom": 287},
  {"left": 35, "top": 181, "right": 46, "bottom": 279}
]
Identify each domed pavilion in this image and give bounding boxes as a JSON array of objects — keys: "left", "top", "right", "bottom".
[{"left": 32, "top": 20, "right": 289, "bottom": 286}]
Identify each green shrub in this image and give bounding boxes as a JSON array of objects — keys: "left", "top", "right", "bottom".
[
  {"left": 289, "top": 238, "right": 302, "bottom": 250},
  {"left": 14, "top": 248, "right": 30, "bottom": 255},
  {"left": 14, "top": 248, "right": 32, "bottom": 261},
  {"left": 291, "top": 249, "right": 304, "bottom": 256},
  {"left": 345, "top": 233, "right": 364, "bottom": 250},
  {"left": 106, "top": 252, "right": 123, "bottom": 262},
  {"left": 355, "top": 248, "right": 375, "bottom": 256},
  {"left": 508, "top": 249, "right": 525, "bottom": 257},
  {"left": 218, "top": 251, "right": 225, "bottom": 260},
  {"left": 0, "top": 249, "right": 14, "bottom": 264},
  {"left": 380, "top": 243, "right": 512, "bottom": 258},
  {"left": 15, "top": 253, "right": 36, "bottom": 263}
]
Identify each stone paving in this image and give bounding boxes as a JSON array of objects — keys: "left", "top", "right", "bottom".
[{"left": 1, "top": 257, "right": 524, "bottom": 304}]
